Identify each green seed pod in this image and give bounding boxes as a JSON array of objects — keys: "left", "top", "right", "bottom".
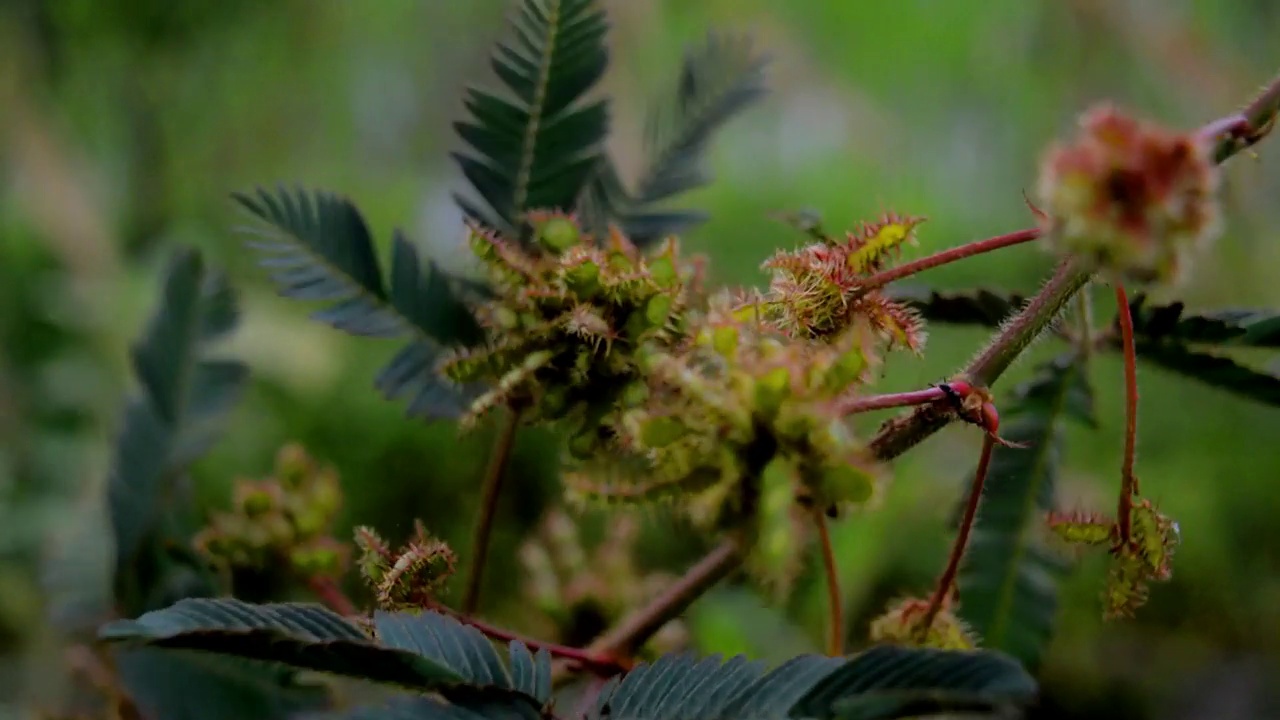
[{"left": 536, "top": 216, "right": 581, "bottom": 253}]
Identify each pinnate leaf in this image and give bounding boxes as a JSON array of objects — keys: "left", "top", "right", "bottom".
[
  {"left": 108, "top": 248, "right": 248, "bottom": 615},
  {"left": 114, "top": 648, "right": 330, "bottom": 720},
  {"left": 887, "top": 286, "right": 1028, "bottom": 329},
  {"left": 1125, "top": 293, "right": 1280, "bottom": 347},
  {"left": 580, "top": 32, "right": 769, "bottom": 248},
  {"left": 235, "top": 185, "right": 487, "bottom": 420},
  {"left": 955, "top": 353, "right": 1094, "bottom": 671},
  {"left": 452, "top": 0, "right": 611, "bottom": 238},
  {"left": 789, "top": 645, "right": 1037, "bottom": 720},
  {"left": 100, "top": 599, "right": 467, "bottom": 691}
]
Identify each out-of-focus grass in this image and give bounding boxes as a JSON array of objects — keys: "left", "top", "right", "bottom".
[{"left": 1, "top": 1, "right": 1278, "bottom": 717}]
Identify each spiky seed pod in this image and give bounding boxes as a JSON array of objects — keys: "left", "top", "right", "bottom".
[
  {"left": 1037, "top": 104, "right": 1222, "bottom": 289},
  {"left": 577, "top": 301, "right": 884, "bottom": 593},
  {"left": 440, "top": 214, "right": 704, "bottom": 435},
  {"left": 759, "top": 213, "right": 926, "bottom": 354},
  {"left": 869, "top": 597, "right": 979, "bottom": 650}
]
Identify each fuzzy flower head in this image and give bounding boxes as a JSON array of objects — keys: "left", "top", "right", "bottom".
[
  {"left": 1037, "top": 104, "right": 1222, "bottom": 289},
  {"left": 760, "top": 213, "right": 927, "bottom": 354},
  {"left": 868, "top": 597, "right": 978, "bottom": 651},
  {"left": 566, "top": 296, "right": 884, "bottom": 594},
  {"left": 441, "top": 211, "right": 703, "bottom": 449}
]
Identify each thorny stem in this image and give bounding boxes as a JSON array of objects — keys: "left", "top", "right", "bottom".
[
  {"left": 867, "top": 79, "right": 1280, "bottom": 463},
  {"left": 920, "top": 433, "right": 996, "bottom": 635},
  {"left": 463, "top": 406, "right": 523, "bottom": 614},
  {"left": 870, "top": 258, "right": 1092, "bottom": 461},
  {"left": 837, "top": 386, "right": 949, "bottom": 415},
  {"left": 813, "top": 508, "right": 844, "bottom": 656},
  {"left": 1115, "top": 284, "right": 1140, "bottom": 544},
  {"left": 587, "top": 538, "right": 743, "bottom": 658},
  {"left": 308, "top": 576, "right": 358, "bottom": 617},
  {"left": 428, "top": 601, "right": 629, "bottom": 675},
  {"left": 856, "top": 227, "right": 1043, "bottom": 293}
]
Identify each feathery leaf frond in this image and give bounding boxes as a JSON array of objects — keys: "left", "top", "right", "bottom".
[
  {"left": 235, "top": 186, "right": 487, "bottom": 420},
  {"left": 453, "top": 0, "right": 611, "bottom": 238},
  {"left": 581, "top": 32, "right": 769, "bottom": 248}
]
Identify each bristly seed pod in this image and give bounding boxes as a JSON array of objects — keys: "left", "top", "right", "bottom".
[{"left": 1036, "top": 104, "right": 1222, "bottom": 289}]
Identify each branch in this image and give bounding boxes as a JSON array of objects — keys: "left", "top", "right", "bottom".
[
  {"left": 1114, "top": 285, "right": 1140, "bottom": 544},
  {"left": 870, "top": 259, "right": 1092, "bottom": 461},
  {"left": 587, "top": 538, "right": 743, "bottom": 658},
  {"left": 856, "top": 227, "right": 1042, "bottom": 293},
  {"left": 868, "top": 70, "right": 1280, "bottom": 462},
  {"left": 463, "top": 406, "right": 523, "bottom": 613},
  {"left": 813, "top": 509, "right": 843, "bottom": 656}
]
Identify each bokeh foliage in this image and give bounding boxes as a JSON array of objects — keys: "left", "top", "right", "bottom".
[{"left": 3, "top": 1, "right": 1280, "bottom": 717}]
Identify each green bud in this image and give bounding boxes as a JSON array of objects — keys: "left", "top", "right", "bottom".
[
  {"left": 649, "top": 256, "right": 677, "bottom": 286},
  {"left": 536, "top": 217, "right": 581, "bottom": 253},
  {"left": 565, "top": 261, "right": 601, "bottom": 296},
  {"left": 754, "top": 367, "right": 792, "bottom": 416},
  {"left": 819, "top": 464, "right": 875, "bottom": 505},
  {"left": 644, "top": 294, "right": 674, "bottom": 326},
  {"left": 640, "top": 416, "right": 685, "bottom": 448},
  {"left": 620, "top": 381, "right": 649, "bottom": 407}
]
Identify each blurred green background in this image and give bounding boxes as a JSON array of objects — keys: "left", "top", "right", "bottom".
[{"left": 2, "top": 1, "right": 1279, "bottom": 718}]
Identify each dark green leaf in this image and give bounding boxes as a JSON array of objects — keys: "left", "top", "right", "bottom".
[
  {"left": 235, "top": 186, "right": 486, "bottom": 420},
  {"left": 507, "top": 641, "right": 553, "bottom": 704},
  {"left": 1125, "top": 294, "right": 1280, "bottom": 348},
  {"left": 580, "top": 32, "right": 769, "bottom": 248},
  {"left": 956, "top": 353, "right": 1094, "bottom": 671},
  {"left": 585, "top": 652, "right": 840, "bottom": 720},
  {"left": 790, "top": 645, "right": 1037, "bottom": 720},
  {"left": 453, "top": 0, "right": 611, "bottom": 238},
  {"left": 310, "top": 694, "right": 543, "bottom": 720},
  {"left": 114, "top": 647, "right": 331, "bottom": 720},
  {"left": 108, "top": 248, "right": 248, "bottom": 614},
  {"left": 1133, "top": 342, "right": 1280, "bottom": 407},
  {"left": 888, "top": 287, "right": 1028, "bottom": 329},
  {"left": 100, "top": 598, "right": 467, "bottom": 691},
  {"left": 373, "top": 610, "right": 511, "bottom": 689}
]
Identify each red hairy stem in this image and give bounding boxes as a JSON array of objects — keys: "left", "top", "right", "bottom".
[
  {"left": 869, "top": 88, "right": 1280, "bottom": 464},
  {"left": 921, "top": 433, "right": 996, "bottom": 634},
  {"left": 308, "top": 576, "right": 358, "bottom": 617},
  {"left": 837, "top": 387, "right": 949, "bottom": 415},
  {"left": 812, "top": 508, "right": 844, "bottom": 656},
  {"left": 1114, "top": 284, "right": 1140, "bottom": 544},
  {"left": 428, "top": 601, "right": 631, "bottom": 675},
  {"left": 463, "top": 406, "right": 523, "bottom": 614},
  {"left": 856, "top": 228, "right": 1043, "bottom": 292}
]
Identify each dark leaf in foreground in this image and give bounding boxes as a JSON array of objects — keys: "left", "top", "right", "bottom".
[
  {"left": 115, "top": 647, "right": 330, "bottom": 720},
  {"left": 100, "top": 599, "right": 465, "bottom": 691},
  {"left": 790, "top": 645, "right": 1037, "bottom": 720}
]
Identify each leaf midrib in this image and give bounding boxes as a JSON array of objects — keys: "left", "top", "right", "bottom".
[
  {"left": 513, "top": 0, "right": 562, "bottom": 229},
  {"left": 982, "top": 372, "right": 1071, "bottom": 649}
]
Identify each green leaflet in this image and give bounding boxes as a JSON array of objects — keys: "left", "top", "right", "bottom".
[
  {"left": 452, "top": 0, "right": 611, "bottom": 239},
  {"left": 107, "top": 248, "right": 248, "bottom": 616},
  {"left": 955, "top": 353, "right": 1096, "bottom": 670},
  {"left": 578, "top": 32, "right": 769, "bottom": 249},
  {"left": 235, "top": 186, "right": 486, "bottom": 421}
]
